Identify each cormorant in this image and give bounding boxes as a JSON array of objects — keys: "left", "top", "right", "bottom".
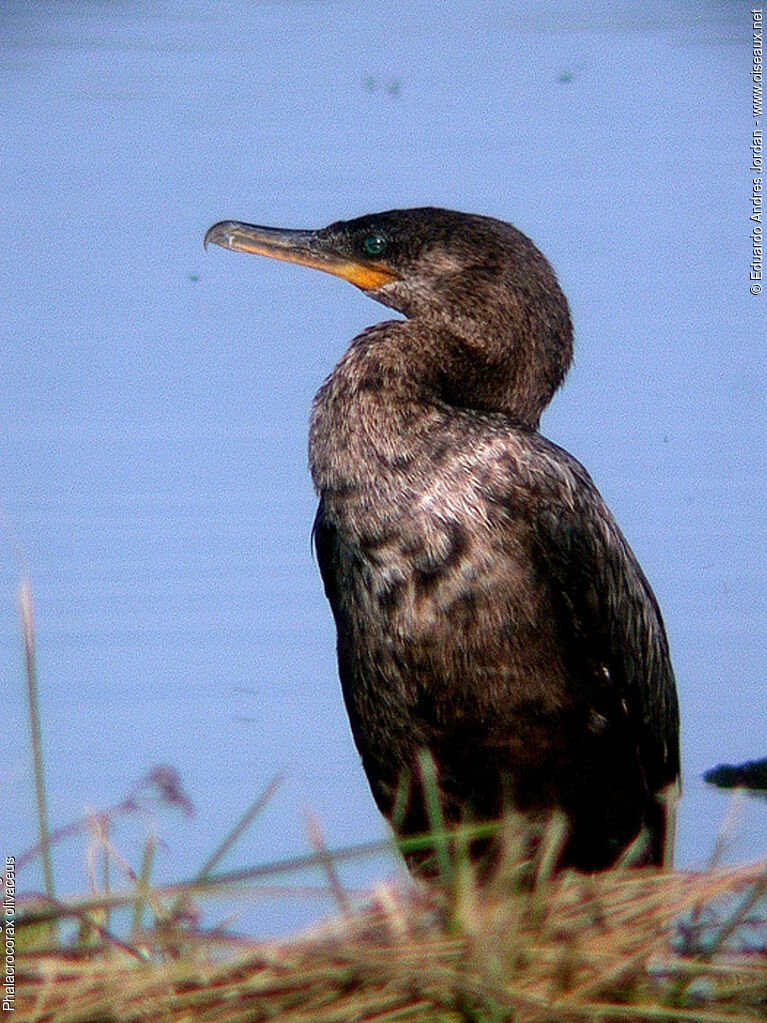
[{"left": 205, "top": 208, "right": 680, "bottom": 872}]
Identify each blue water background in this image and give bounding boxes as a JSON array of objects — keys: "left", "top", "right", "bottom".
[{"left": 1, "top": 1, "right": 764, "bottom": 935}]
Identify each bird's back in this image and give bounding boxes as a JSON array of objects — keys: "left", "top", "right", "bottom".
[{"left": 312, "top": 393, "right": 679, "bottom": 871}]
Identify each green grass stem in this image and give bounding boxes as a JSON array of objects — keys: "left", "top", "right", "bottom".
[{"left": 19, "top": 579, "right": 57, "bottom": 925}]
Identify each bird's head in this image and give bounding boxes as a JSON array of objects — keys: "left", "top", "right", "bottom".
[{"left": 205, "top": 207, "right": 573, "bottom": 427}]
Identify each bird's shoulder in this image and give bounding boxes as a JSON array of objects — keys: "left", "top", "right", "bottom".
[
  {"left": 415, "top": 419, "right": 679, "bottom": 785},
  {"left": 485, "top": 429, "right": 680, "bottom": 787}
]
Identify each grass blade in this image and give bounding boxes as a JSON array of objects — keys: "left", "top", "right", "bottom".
[{"left": 19, "top": 579, "right": 56, "bottom": 926}]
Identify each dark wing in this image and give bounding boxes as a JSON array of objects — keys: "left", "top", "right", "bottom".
[
  {"left": 311, "top": 495, "right": 348, "bottom": 628},
  {"left": 530, "top": 439, "right": 680, "bottom": 801}
]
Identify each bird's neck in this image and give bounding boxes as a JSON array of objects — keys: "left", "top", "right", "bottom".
[
  {"left": 308, "top": 318, "right": 546, "bottom": 496},
  {"left": 309, "top": 322, "right": 432, "bottom": 494}
]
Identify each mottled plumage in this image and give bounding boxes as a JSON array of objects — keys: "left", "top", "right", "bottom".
[{"left": 205, "top": 207, "right": 680, "bottom": 872}]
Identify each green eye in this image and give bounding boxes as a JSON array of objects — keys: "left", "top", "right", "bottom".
[{"left": 362, "top": 233, "right": 387, "bottom": 257}]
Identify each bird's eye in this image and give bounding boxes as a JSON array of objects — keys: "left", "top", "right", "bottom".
[{"left": 362, "top": 233, "right": 387, "bottom": 257}]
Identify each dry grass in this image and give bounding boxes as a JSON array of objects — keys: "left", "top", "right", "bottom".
[
  {"left": 9, "top": 575, "right": 767, "bottom": 1020},
  {"left": 14, "top": 835, "right": 767, "bottom": 1023}
]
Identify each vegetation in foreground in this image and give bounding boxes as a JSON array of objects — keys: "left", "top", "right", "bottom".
[
  {"left": 11, "top": 809, "right": 767, "bottom": 1023},
  {"left": 9, "top": 579, "right": 767, "bottom": 1021}
]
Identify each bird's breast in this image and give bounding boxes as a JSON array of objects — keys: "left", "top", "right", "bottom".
[
  {"left": 316, "top": 456, "right": 572, "bottom": 714},
  {"left": 309, "top": 370, "right": 580, "bottom": 707}
]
